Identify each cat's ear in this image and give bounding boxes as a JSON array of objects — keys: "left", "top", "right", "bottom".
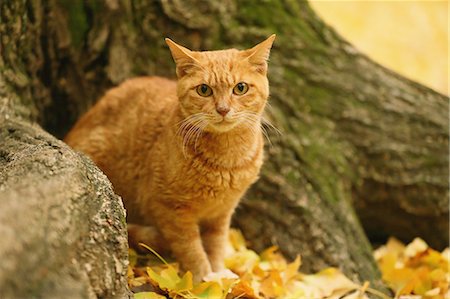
[
  {"left": 165, "top": 38, "right": 200, "bottom": 77},
  {"left": 242, "top": 34, "right": 276, "bottom": 74}
]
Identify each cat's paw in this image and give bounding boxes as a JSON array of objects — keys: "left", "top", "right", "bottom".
[
  {"left": 192, "top": 263, "right": 213, "bottom": 283},
  {"left": 203, "top": 269, "right": 239, "bottom": 282}
]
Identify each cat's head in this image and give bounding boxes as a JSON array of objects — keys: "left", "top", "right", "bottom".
[{"left": 166, "top": 35, "right": 275, "bottom": 133}]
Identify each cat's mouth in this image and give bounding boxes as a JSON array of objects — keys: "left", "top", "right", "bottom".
[
  {"left": 217, "top": 118, "right": 232, "bottom": 124},
  {"left": 209, "top": 118, "right": 239, "bottom": 132}
]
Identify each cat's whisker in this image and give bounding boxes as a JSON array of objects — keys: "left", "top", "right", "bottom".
[
  {"left": 181, "top": 117, "right": 207, "bottom": 157},
  {"left": 180, "top": 124, "right": 195, "bottom": 154},
  {"left": 179, "top": 112, "right": 207, "bottom": 124},
  {"left": 178, "top": 121, "right": 192, "bottom": 138},
  {"left": 240, "top": 119, "right": 260, "bottom": 144},
  {"left": 237, "top": 115, "right": 263, "bottom": 139},
  {"left": 260, "top": 124, "right": 273, "bottom": 147},
  {"left": 236, "top": 113, "right": 260, "bottom": 127},
  {"left": 262, "top": 116, "right": 282, "bottom": 136},
  {"left": 177, "top": 113, "right": 207, "bottom": 133},
  {"left": 193, "top": 121, "right": 209, "bottom": 153},
  {"left": 176, "top": 114, "right": 195, "bottom": 129},
  {"left": 182, "top": 123, "right": 199, "bottom": 156},
  {"left": 265, "top": 101, "right": 274, "bottom": 110},
  {"left": 178, "top": 118, "right": 196, "bottom": 156},
  {"left": 236, "top": 112, "right": 274, "bottom": 146},
  {"left": 186, "top": 120, "right": 203, "bottom": 149},
  {"left": 241, "top": 114, "right": 270, "bottom": 145},
  {"left": 177, "top": 114, "right": 207, "bottom": 146},
  {"left": 236, "top": 113, "right": 258, "bottom": 133}
]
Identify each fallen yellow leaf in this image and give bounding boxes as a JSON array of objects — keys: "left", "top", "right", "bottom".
[{"left": 190, "top": 281, "right": 223, "bottom": 299}]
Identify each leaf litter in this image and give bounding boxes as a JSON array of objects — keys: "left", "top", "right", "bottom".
[
  {"left": 128, "top": 229, "right": 449, "bottom": 299},
  {"left": 374, "top": 237, "right": 449, "bottom": 299}
]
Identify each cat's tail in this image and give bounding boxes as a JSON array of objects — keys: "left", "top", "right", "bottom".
[{"left": 127, "top": 223, "right": 170, "bottom": 255}]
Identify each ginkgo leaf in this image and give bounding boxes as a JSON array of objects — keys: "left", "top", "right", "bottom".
[
  {"left": 299, "top": 268, "right": 361, "bottom": 298},
  {"left": 160, "top": 266, "right": 181, "bottom": 284},
  {"left": 190, "top": 281, "right": 223, "bottom": 299},
  {"left": 260, "top": 246, "right": 279, "bottom": 261},
  {"left": 283, "top": 255, "right": 301, "bottom": 283},
  {"left": 225, "top": 249, "right": 260, "bottom": 274},
  {"left": 375, "top": 237, "right": 449, "bottom": 299},
  {"left": 147, "top": 266, "right": 179, "bottom": 290},
  {"left": 130, "top": 229, "right": 449, "bottom": 299},
  {"left": 404, "top": 238, "right": 428, "bottom": 258},
  {"left": 129, "top": 276, "right": 149, "bottom": 288},
  {"left": 230, "top": 279, "right": 260, "bottom": 299},
  {"left": 174, "top": 271, "right": 193, "bottom": 292},
  {"left": 260, "top": 270, "right": 285, "bottom": 297}
]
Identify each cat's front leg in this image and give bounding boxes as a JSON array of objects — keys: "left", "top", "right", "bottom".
[
  {"left": 201, "top": 213, "right": 232, "bottom": 272},
  {"left": 157, "top": 216, "right": 212, "bottom": 282}
]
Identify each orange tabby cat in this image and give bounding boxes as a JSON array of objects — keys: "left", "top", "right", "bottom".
[{"left": 65, "top": 35, "right": 275, "bottom": 281}]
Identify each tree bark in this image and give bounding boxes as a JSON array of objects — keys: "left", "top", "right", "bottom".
[
  {"left": 1, "top": 0, "right": 447, "bottom": 295},
  {"left": 0, "top": 118, "right": 130, "bottom": 299}
]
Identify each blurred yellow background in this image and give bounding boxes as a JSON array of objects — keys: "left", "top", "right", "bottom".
[{"left": 310, "top": 0, "right": 448, "bottom": 95}]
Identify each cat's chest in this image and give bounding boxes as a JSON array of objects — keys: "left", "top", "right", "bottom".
[
  {"left": 150, "top": 132, "right": 264, "bottom": 203},
  {"left": 173, "top": 154, "right": 262, "bottom": 201},
  {"left": 195, "top": 167, "right": 255, "bottom": 191}
]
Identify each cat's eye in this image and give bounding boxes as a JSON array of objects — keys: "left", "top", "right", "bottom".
[
  {"left": 233, "top": 82, "right": 249, "bottom": 95},
  {"left": 196, "top": 84, "right": 213, "bottom": 97}
]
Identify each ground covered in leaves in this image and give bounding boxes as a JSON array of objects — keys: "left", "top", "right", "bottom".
[{"left": 128, "top": 230, "right": 449, "bottom": 299}]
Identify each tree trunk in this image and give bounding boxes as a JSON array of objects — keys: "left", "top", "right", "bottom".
[
  {"left": 1, "top": 0, "right": 447, "bottom": 295},
  {"left": 0, "top": 118, "right": 130, "bottom": 299}
]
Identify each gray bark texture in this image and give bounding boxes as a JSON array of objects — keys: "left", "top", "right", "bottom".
[
  {"left": 0, "top": 0, "right": 448, "bottom": 297},
  {"left": 0, "top": 118, "right": 130, "bottom": 299}
]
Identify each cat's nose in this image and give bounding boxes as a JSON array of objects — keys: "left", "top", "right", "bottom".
[{"left": 216, "top": 107, "right": 230, "bottom": 116}]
